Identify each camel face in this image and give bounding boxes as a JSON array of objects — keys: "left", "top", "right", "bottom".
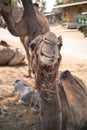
[
  {"left": 38, "top": 32, "right": 62, "bottom": 66},
  {"left": 38, "top": 40, "right": 59, "bottom": 66},
  {"left": 30, "top": 32, "right": 62, "bottom": 73},
  {"left": 0, "top": 0, "right": 11, "bottom": 13}
]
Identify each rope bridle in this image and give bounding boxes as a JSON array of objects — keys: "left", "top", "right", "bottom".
[
  {"left": 31, "top": 35, "right": 62, "bottom": 93},
  {"left": 23, "top": 34, "right": 62, "bottom": 129}
]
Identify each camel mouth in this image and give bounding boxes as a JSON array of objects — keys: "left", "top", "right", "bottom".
[
  {"left": 39, "top": 51, "right": 58, "bottom": 66},
  {"left": 38, "top": 42, "right": 60, "bottom": 66}
]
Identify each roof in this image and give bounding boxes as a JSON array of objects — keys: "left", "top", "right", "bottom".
[
  {"left": 82, "top": 12, "right": 87, "bottom": 15},
  {"left": 44, "top": 12, "right": 55, "bottom": 16},
  {"left": 53, "top": 1, "right": 87, "bottom": 9}
]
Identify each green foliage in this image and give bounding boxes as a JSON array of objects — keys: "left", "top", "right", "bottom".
[
  {"left": 35, "top": 0, "right": 46, "bottom": 12},
  {"left": 11, "top": 0, "right": 17, "bottom": 8},
  {"left": 40, "top": 0, "right": 46, "bottom": 12},
  {"left": 55, "top": 0, "right": 63, "bottom": 6}
]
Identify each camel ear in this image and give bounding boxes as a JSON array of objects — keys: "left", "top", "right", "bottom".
[
  {"left": 6, "top": 0, "right": 11, "bottom": 5},
  {"left": 29, "top": 35, "right": 42, "bottom": 51},
  {"left": 58, "top": 35, "right": 63, "bottom": 50},
  {"left": 29, "top": 41, "right": 37, "bottom": 51}
]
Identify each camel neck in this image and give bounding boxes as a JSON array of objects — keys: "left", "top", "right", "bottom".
[
  {"left": 36, "top": 65, "right": 62, "bottom": 130},
  {"left": 21, "top": 0, "right": 35, "bottom": 16},
  {"left": 21, "top": 0, "right": 41, "bottom": 37},
  {"left": 2, "top": 12, "right": 28, "bottom": 36},
  {"left": 2, "top": 12, "right": 17, "bottom": 36},
  {"left": 40, "top": 85, "right": 62, "bottom": 130}
]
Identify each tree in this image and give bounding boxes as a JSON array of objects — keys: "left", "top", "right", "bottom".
[
  {"left": 35, "top": 0, "right": 46, "bottom": 12},
  {"left": 40, "top": 0, "right": 46, "bottom": 12},
  {"left": 11, "top": 0, "right": 17, "bottom": 7},
  {"left": 55, "top": 0, "right": 63, "bottom": 6}
]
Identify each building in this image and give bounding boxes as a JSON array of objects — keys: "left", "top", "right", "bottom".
[
  {"left": 45, "top": 13, "right": 56, "bottom": 24},
  {"left": 53, "top": 1, "right": 87, "bottom": 22}
]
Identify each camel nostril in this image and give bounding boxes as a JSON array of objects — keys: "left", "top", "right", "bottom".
[
  {"left": 32, "top": 30, "right": 41, "bottom": 37},
  {"left": 32, "top": 31, "right": 36, "bottom": 35}
]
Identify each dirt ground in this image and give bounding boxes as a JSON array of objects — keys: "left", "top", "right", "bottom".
[{"left": 0, "top": 26, "right": 87, "bottom": 130}]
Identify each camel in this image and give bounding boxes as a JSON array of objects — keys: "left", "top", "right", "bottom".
[
  {"left": 29, "top": 31, "right": 87, "bottom": 130},
  {"left": 0, "top": 0, "right": 49, "bottom": 77},
  {"left": 0, "top": 40, "right": 25, "bottom": 65}
]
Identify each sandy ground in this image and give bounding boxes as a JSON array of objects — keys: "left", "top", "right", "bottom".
[
  {"left": 52, "top": 25, "right": 87, "bottom": 86},
  {"left": 0, "top": 26, "right": 87, "bottom": 129}
]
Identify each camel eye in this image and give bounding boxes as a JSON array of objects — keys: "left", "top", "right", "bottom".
[
  {"left": 32, "top": 31, "right": 36, "bottom": 35},
  {"left": 52, "top": 55, "right": 55, "bottom": 58},
  {"left": 4, "top": 2, "right": 8, "bottom": 6}
]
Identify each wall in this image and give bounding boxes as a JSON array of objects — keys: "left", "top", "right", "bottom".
[{"left": 63, "top": 4, "right": 87, "bottom": 22}]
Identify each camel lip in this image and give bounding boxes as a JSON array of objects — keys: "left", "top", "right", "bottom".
[
  {"left": 39, "top": 54, "right": 58, "bottom": 66},
  {"left": 41, "top": 52, "right": 55, "bottom": 58}
]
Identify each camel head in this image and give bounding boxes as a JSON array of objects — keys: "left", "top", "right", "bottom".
[
  {"left": 0, "top": 0, "right": 12, "bottom": 14},
  {"left": 30, "top": 32, "right": 62, "bottom": 78}
]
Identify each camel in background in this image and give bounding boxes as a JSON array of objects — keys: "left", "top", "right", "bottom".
[{"left": 0, "top": 0, "right": 49, "bottom": 77}]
